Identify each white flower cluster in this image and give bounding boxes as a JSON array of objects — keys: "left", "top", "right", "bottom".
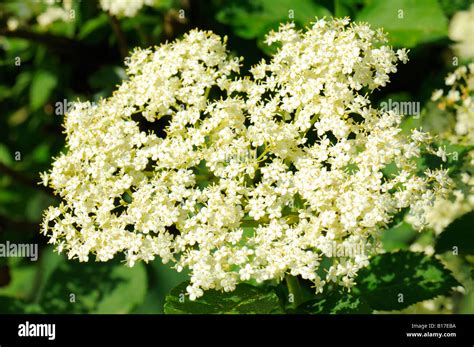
[
  {"left": 17, "top": 0, "right": 161, "bottom": 29},
  {"left": 426, "top": 64, "right": 474, "bottom": 233},
  {"left": 36, "top": 0, "right": 73, "bottom": 27},
  {"left": 41, "top": 19, "right": 450, "bottom": 300},
  {"left": 431, "top": 64, "right": 474, "bottom": 145},
  {"left": 449, "top": 4, "right": 474, "bottom": 60},
  {"left": 99, "top": 0, "right": 162, "bottom": 18}
]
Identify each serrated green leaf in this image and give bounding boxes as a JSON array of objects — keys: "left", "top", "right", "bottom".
[
  {"left": 297, "top": 290, "right": 372, "bottom": 314},
  {"left": 164, "top": 281, "right": 284, "bottom": 314},
  {"left": 356, "top": 0, "right": 448, "bottom": 47},
  {"left": 354, "top": 251, "right": 461, "bottom": 311},
  {"left": 39, "top": 259, "right": 147, "bottom": 313},
  {"left": 435, "top": 211, "right": 474, "bottom": 255}
]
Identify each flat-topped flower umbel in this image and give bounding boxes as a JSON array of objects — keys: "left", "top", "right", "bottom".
[{"left": 41, "top": 18, "right": 450, "bottom": 300}]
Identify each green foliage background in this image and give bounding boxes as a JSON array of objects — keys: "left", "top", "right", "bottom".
[{"left": 0, "top": 0, "right": 472, "bottom": 314}]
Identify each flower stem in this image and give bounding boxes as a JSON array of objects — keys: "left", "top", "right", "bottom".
[
  {"left": 108, "top": 15, "right": 128, "bottom": 59},
  {"left": 285, "top": 274, "right": 303, "bottom": 308},
  {"left": 204, "top": 87, "right": 211, "bottom": 99}
]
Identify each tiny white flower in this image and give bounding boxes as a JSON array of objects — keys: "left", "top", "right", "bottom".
[{"left": 431, "top": 89, "right": 443, "bottom": 101}]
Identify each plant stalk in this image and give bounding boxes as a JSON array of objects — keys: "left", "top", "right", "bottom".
[{"left": 285, "top": 274, "right": 303, "bottom": 308}]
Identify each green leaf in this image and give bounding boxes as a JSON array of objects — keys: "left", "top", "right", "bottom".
[
  {"left": 78, "top": 13, "right": 109, "bottom": 42},
  {"left": 0, "top": 143, "right": 13, "bottom": 165},
  {"left": 442, "top": 142, "right": 474, "bottom": 177},
  {"left": 334, "top": 0, "right": 364, "bottom": 18},
  {"left": 356, "top": 0, "right": 448, "bottom": 47},
  {"left": 33, "top": 247, "right": 63, "bottom": 303},
  {"left": 216, "top": 0, "right": 331, "bottom": 40},
  {"left": 25, "top": 191, "right": 56, "bottom": 222},
  {"left": 12, "top": 71, "right": 32, "bottom": 97},
  {"left": 381, "top": 222, "right": 417, "bottom": 252},
  {"left": 133, "top": 260, "right": 189, "bottom": 314},
  {"left": 29, "top": 70, "right": 57, "bottom": 111},
  {"left": 297, "top": 290, "right": 372, "bottom": 314},
  {"left": 8, "top": 107, "right": 29, "bottom": 126},
  {"left": 39, "top": 259, "right": 147, "bottom": 313},
  {"left": 164, "top": 281, "right": 284, "bottom": 314},
  {"left": 435, "top": 211, "right": 474, "bottom": 255},
  {"left": 88, "top": 66, "right": 126, "bottom": 95},
  {"left": 459, "top": 290, "right": 474, "bottom": 314},
  {"left": 31, "top": 143, "right": 51, "bottom": 164},
  {"left": 438, "top": 0, "right": 473, "bottom": 17},
  {"left": 0, "top": 296, "right": 42, "bottom": 314},
  {"left": 0, "top": 263, "right": 36, "bottom": 300},
  {"left": 354, "top": 251, "right": 461, "bottom": 311},
  {"left": 0, "top": 85, "right": 11, "bottom": 101}
]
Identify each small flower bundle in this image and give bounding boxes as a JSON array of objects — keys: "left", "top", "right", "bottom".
[
  {"left": 431, "top": 64, "right": 474, "bottom": 146},
  {"left": 423, "top": 65, "right": 474, "bottom": 233},
  {"left": 41, "top": 18, "right": 450, "bottom": 300}
]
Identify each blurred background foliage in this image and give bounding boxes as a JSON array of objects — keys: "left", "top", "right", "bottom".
[{"left": 0, "top": 0, "right": 472, "bottom": 314}]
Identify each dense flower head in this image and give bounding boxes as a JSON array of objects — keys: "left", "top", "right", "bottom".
[
  {"left": 431, "top": 64, "right": 474, "bottom": 146},
  {"left": 7, "top": 0, "right": 163, "bottom": 29},
  {"left": 99, "top": 0, "right": 163, "bottom": 18},
  {"left": 448, "top": 4, "right": 474, "bottom": 60},
  {"left": 424, "top": 64, "right": 474, "bottom": 233},
  {"left": 41, "top": 18, "right": 450, "bottom": 300}
]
